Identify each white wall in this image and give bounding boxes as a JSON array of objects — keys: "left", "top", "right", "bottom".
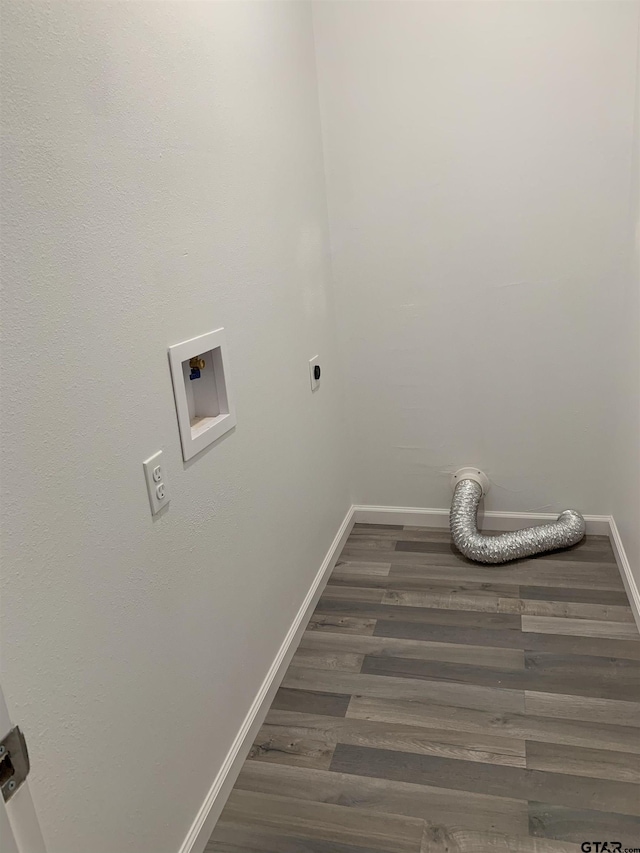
[
  {"left": 0, "top": 3, "right": 349, "bottom": 852},
  {"left": 314, "top": 0, "right": 640, "bottom": 516},
  {"left": 608, "top": 25, "right": 640, "bottom": 580}
]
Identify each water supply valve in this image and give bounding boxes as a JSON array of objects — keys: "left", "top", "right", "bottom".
[{"left": 189, "top": 356, "right": 205, "bottom": 380}]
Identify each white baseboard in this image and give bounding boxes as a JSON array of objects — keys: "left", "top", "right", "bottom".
[
  {"left": 354, "top": 505, "right": 450, "bottom": 529},
  {"left": 178, "top": 505, "right": 355, "bottom": 853},
  {"left": 608, "top": 516, "right": 640, "bottom": 633},
  {"left": 353, "top": 504, "right": 612, "bottom": 536}
]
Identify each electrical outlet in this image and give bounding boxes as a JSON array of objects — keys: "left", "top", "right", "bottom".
[
  {"left": 309, "top": 355, "right": 321, "bottom": 391},
  {"left": 143, "top": 451, "right": 170, "bottom": 515}
]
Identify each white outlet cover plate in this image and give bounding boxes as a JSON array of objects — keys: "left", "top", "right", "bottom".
[
  {"left": 309, "top": 355, "right": 320, "bottom": 391},
  {"left": 143, "top": 450, "right": 170, "bottom": 515}
]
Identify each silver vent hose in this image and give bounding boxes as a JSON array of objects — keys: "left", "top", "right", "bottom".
[{"left": 449, "top": 472, "right": 586, "bottom": 564}]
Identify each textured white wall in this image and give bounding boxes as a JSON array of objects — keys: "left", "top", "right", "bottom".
[
  {"left": 314, "top": 0, "right": 639, "bottom": 516},
  {"left": 0, "top": 3, "right": 349, "bottom": 852}
]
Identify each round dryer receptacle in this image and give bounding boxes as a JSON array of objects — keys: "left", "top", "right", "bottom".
[{"left": 450, "top": 467, "right": 490, "bottom": 496}]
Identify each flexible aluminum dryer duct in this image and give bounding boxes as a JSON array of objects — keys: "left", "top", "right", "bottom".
[{"left": 449, "top": 472, "right": 586, "bottom": 564}]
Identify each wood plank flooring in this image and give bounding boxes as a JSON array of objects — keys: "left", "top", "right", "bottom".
[{"left": 207, "top": 524, "right": 640, "bottom": 853}]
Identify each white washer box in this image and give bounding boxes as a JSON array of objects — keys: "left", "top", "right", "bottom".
[{"left": 168, "top": 328, "right": 236, "bottom": 461}]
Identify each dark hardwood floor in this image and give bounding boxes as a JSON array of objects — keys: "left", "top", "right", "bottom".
[{"left": 207, "top": 523, "right": 640, "bottom": 852}]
